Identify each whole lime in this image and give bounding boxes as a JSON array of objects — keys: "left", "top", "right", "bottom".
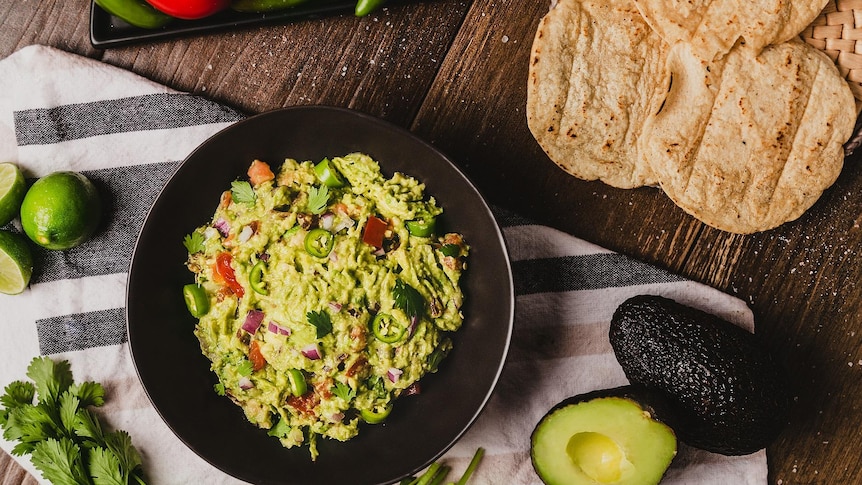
[
  {"left": 0, "top": 163, "right": 27, "bottom": 226},
  {"left": 0, "top": 230, "right": 33, "bottom": 295},
  {"left": 20, "top": 171, "right": 102, "bottom": 250}
]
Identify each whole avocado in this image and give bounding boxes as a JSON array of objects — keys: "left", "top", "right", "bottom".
[{"left": 609, "top": 295, "right": 792, "bottom": 456}]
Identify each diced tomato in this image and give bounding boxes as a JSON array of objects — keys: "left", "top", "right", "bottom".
[
  {"left": 219, "top": 190, "right": 232, "bottom": 208},
  {"left": 249, "top": 340, "right": 266, "bottom": 372},
  {"left": 247, "top": 160, "right": 275, "bottom": 186},
  {"left": 286, "top": 392, "right": 319, "bottom": 416},
  {"left": 215, "top": 252, "right": 244, "bottom": 297},
  {"left": 345, "top": 356, "right": 368, "bottom": 378},
  {"left": 314, "top": 377, "right": 334, "bottom": 400},
  {"left": 362, "top": 216, "right": 388, "bottom": 249}
]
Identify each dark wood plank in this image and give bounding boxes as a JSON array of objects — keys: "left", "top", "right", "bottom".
[
  {"left": 0, "top": 457, "right": 37, "bottom": 485},
  {"left": 99, "top": 0, "right": 471, "bottom": 124},
  {"left": 0, "top": 0, "right": 100, "bottom": 59}
]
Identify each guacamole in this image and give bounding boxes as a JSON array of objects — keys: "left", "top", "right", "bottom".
[{"left": 183, "top": 153, "right": 468, "bottom": 459}]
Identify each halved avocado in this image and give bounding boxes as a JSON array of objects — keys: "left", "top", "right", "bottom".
[{"left": 530, "top": 386, "right": 677, "bottom": 485}]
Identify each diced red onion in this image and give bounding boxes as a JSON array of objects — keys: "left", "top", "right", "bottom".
[
  {"left": 238, "top": 225, "right": 254, "bottom": 243},
  {"left": 301, "top": 343, "right": 322, "bottom": 360},
  {"left": 329, "top": 251, "right": 339, "bottom": 263},
  {"left": 267, "top": 321, "right": 291, "bottom": 336},
  {"left": 387, "top": 368, "right": 403, "bottom": 383},
  {"left": 214, "top": 218, "right": 230, "bottom": 237},
  {"left": 320, "top": 213, "right": 335, "bottom": 231},
  {"left": 242, "top": 310, "right": 264, "bottom": 333},
  {"left": 328, "top": 302, "right": 342, "bottom": 313},
  {"left": 329, "top": 412, "right": 345, "bottom": 423},
  {"left": 239, "top": 377, "right": 254, "bottom": 390},
  {"left": 373, "top": 247, "right": 385, "bottom": 257},
  {"left": 260, "top": 252, "right": 270, "bottom": 262}
]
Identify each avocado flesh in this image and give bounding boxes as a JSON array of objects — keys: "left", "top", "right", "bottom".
[{"left": 531, "top": 391, "right": 677, "bottom": 485}]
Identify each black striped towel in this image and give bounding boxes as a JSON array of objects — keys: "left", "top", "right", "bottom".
[{"left": 0, "top": 45, "right": 767, "bottom": 484}]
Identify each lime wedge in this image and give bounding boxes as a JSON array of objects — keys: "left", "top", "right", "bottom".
[
  {"left": 0, "top": 230, "right": 33, "bottom": 295},
  {"left": 0, "top": 163, "right": 27, "bottom": 226}
]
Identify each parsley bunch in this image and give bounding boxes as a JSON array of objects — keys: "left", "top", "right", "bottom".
[{"left": 0, "top": 357, "right": 146, "bottom": 485}]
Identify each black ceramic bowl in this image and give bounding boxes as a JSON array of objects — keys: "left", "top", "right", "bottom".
[{"left": 126, "top": 106, "right": 513, "bottom": 485}]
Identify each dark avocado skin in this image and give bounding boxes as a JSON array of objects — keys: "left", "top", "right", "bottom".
[
  {"left": 546, "top": 385, "right": 675, "bottom": 421},
  {"left": 610, "top": 295, "right": 792, "bottom": 455}
]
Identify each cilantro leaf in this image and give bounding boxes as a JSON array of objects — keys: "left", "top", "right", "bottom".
[
  {"left": 214, "top": 382, "right": 226, "bottom": 396},
  {"left": 183, "top": 231, "right": 205, "bottom": 254},
  {"left": 306, "top": 310, "right": 333, "bottom": 339},
  {"left": 237, "top": 360, "right": 254, "bottom": 377},
  {"left": 267, "top": 418, "right": 291, "bottom": 438},
  {"left": 104, "top": 430, "right": 143, "bottom": 480},
  {"left": 231, "top": 180, "right": 256, "bottom": 205},
  {"left": 307, "top": 185, "right": 329, "bottom": 215},
  {"left": 70, "top": 381, "right": 105, "bottom": 408},
  {"left": 59, "top": 392, "right": 80, "bottom": 435},
  {"left": 31, "top": 437, "right": 90, "bottom": 485},
  {"left": 89, "top": 446, "right": 125, "bottom": 485},
  {"left": 331, "top": 381, "right": 355, "bottom": 402},
  {"left": 393, "top": 279, "right": 424, "bottom": 319},
  {"left": 1, "top": 381, "right": 35, "bottom": 410},
  {"left": 74, "top": 408, "right": 105, "bottom": 443},
  {"left": 27, "top": 357, "right": 73, "bottom": 406},
  {"left": 4, "top": 405, "right": 56, "bottom": 455}
]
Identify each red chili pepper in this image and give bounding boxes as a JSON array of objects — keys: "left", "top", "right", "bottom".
[
  {"left": 144, "top": 0, "right": 229, "bottom": 19},
  {"left": 362, "top": 216, "right": 388, "bottom": 249},
  {"left": 215, "top": 252, "right": 244, "bottom": 297}
]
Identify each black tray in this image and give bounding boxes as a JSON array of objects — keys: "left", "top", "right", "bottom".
[{"left": 89, "top": 0, "right": 356, "bottom": 48}]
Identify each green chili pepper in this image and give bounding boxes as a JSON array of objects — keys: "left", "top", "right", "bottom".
[
  {"left": 249, "top": 260, "right": 268, "bottom": 295},
  {"left": 94, "top": 0, "right": 172, "bottom": 29},
  {"left": 183, "top": 284, "right": 210, "bottom": 318},
  {"left": 231, "top": 0, "right": 310, "bottom": 13},
  {"left": 355, "top": 0, "right": 387, "bottom": 16},
  {"left": 286, "top": 369, "right": 307, "bottom": 397},
  {"left": 304, "top": 228, "right": 335, "bottom": 257},
  {"left": 440, "top": 243, "right": 460, "bottom": 257},
  {"left": 371, "top": 313, "right": 407, "bottom": 343},
  {"left": 313, "top": 158, "right": 346, "bottom": 188},
  {"left": 406, "top": 215, "right": 436, "bottom": 237},
  {"left": 360, "top": 403, "right": 393, "bottom": 424}
]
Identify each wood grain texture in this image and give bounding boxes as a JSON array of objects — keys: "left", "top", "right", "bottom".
[{"left": 2, "top": 0, "right": 862, "bottom": 484}]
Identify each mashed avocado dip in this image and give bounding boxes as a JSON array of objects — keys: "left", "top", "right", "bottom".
[{"left": 183, "top": 153, "right": 468, "bottom": 459}]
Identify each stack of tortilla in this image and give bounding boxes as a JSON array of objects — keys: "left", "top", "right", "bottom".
[{"left": 527, "top": 0, "right": 856, "bottom": 234}]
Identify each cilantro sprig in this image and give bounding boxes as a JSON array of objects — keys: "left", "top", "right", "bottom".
[
  {"left": 0, "top": 357, "right": 146, "bottom": 485},
  {"left": 306, "top": 310, "right": 333, "bottom": 339},
  {"left": 231, "top": 180, "right": 257, "bottom": 205},
  {"left": 183, "top": 231, "right": 205, "bottom": 254},
  {"left": 307, "top": 185, "right": 329, "bottom": 215},
  {"left": 393, "top": 279, "right": 424, "bottom": 319},
  {"left": 331, "top": 381, "right": 355, "bottom": 402}
]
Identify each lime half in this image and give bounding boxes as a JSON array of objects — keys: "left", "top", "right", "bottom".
[
  {"left": 0, "top": 163, "right": 27, "bottom": 226},
  {"left": 20, "top": 171, "right": 102, "bottom": 250},
  {"left": 0, "top": 230, "right": 33, "bottom": 294}
]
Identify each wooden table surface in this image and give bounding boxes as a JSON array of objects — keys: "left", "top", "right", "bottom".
[{"left": 2, "top": 1, "right": 861, "bottom": 484}]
